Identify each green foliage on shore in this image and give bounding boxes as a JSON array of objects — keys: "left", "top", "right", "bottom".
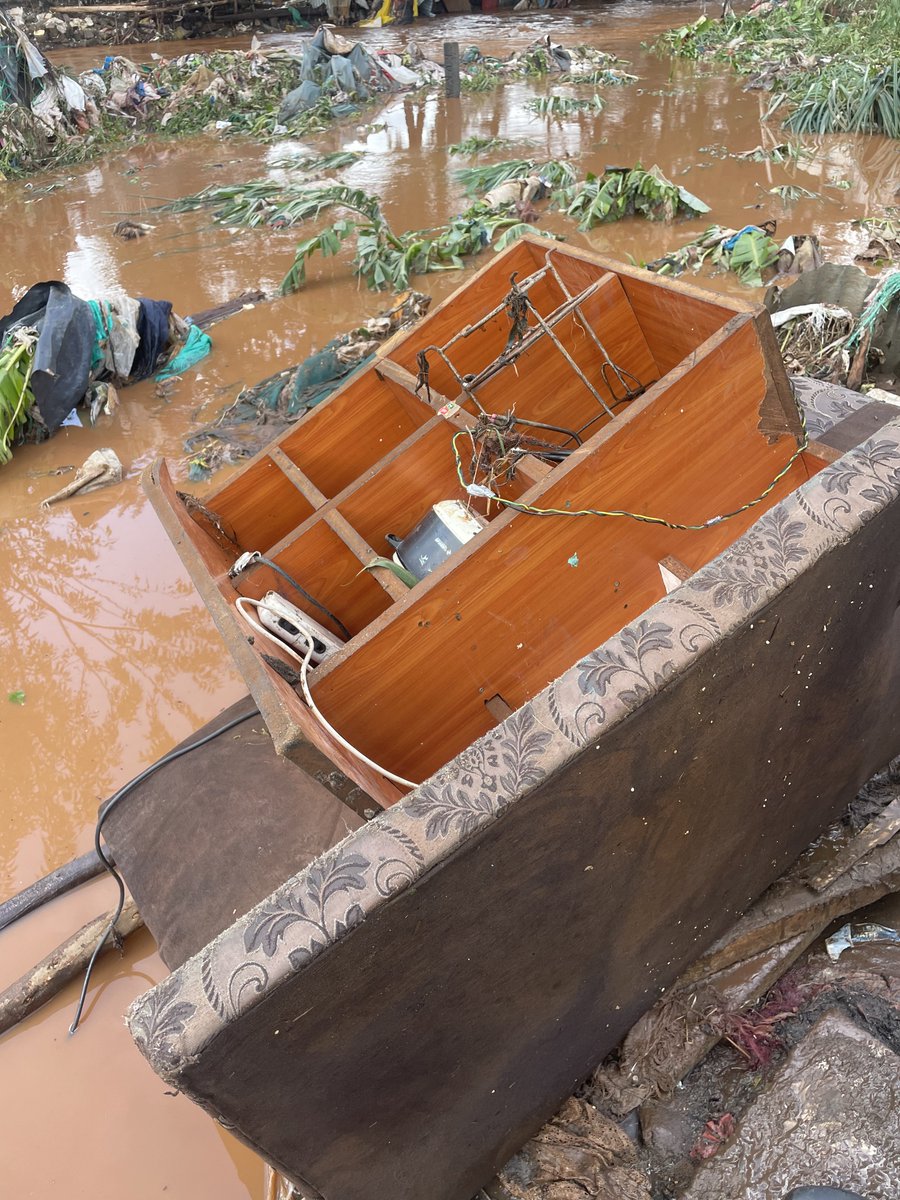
[{"left": 657, "top": 0, "right": 900, "bottom": 137}]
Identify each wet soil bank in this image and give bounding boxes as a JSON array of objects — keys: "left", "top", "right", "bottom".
[{"left": 1, "top": 4, "right": 899, "bottom": 1197}]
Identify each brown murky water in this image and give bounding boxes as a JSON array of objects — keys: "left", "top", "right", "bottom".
[{"left": 2, "top": 4, "right": 899, "bottom": 1195}]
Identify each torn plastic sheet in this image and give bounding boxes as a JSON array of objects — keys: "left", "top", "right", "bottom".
[{"left": 826, "top": 922, "right": 900, "bottom": 961}]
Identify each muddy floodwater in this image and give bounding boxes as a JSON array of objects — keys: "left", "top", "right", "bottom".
[{"left": 1, "top": 2, "right": 898, "bottom": 1195}]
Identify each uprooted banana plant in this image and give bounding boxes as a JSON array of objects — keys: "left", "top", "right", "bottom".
[
  {"left": 0, "top": 328, "right": 37, "bottom": 466},
  {"left": 528, "top": 94, "right": 605, "bottom": 117},
  {"left": 159, "top": 181, "right": 382, "bottom": 228},
  {"left": 556, "top": 165, "right": 710, "bottom": 229},
  {"left": 281, "top": 203, "right": 559, "bottom": 294},
  {"left": 645, "top": 224, "right": 781, "bottom": 287}
]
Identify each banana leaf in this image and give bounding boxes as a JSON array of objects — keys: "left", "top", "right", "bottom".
[{"left": 0, "top": 329, "right": 37, "bottom": 465}]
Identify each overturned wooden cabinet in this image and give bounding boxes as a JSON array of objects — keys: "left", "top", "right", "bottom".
[{"left": 132, "top": 239, "right": 900, "bottom": 1200}]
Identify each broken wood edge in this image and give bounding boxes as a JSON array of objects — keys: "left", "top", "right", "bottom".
[
  {"left": 806, "top": 794, "right": 900, "bottom": 892},
  {"left": 591, "top": 825, "right": 900, "bottom": 1115},
  {"left": 678, "top": 834, "right": 900, "bottom": 984},
  {"left": 0, "top": 898, "right": 143, "bottom": 1038}
]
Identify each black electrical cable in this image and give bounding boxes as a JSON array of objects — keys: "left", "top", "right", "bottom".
[
  {"left": 231, "top": 554, "right": 351, "bottom": 642},
  {"left": 68, "top": 707, "right": 256, "bottom": 1034}
]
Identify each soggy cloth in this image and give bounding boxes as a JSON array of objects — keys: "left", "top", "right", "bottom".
[
  {"left": 0, "top": 281, "right": 93, "bottom": 434},
  {"left": 156, "top": 323, "right": 211, "bottom": 381},
  {"left": 132, "top": 297, "right": 173, "bottom": 380},
  {"left": 87, "top": 295, "right": 142, "bottom": 381}
]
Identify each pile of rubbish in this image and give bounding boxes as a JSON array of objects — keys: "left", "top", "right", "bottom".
[
  {"left": 646, "top": 224, "right": 824, "bottom": 288},
  {"left": 3, "top": 2, "right": 310, "bottom": 49},
  {"left": 184, "top": 291, "right": 429, "bottom": 479},
  {"left": 0, "top": 13, "right": 432, "bottom": 178},
  {"left": 0, "top": 281, "right": 210, "bottom": 464},
  {"left": 448, "top": 38, "right": 633, "bottom": 93},
  {"left": 767, "top": 264, "right": 900, "bottom": 389},
  {"left": 274, "top": 23, "right": 437, "bottom": 125}
]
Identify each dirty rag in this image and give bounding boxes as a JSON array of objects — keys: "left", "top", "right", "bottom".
[
  {"left": 132, "top": 297, "right": 173, "bottom": 380},
  {"left": 156, "top": 323, "right": 211, "bottom": 380}
]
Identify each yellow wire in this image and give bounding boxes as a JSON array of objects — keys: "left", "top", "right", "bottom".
[{"left": 452, "top": 397, "right": 809, "bottom": 533}]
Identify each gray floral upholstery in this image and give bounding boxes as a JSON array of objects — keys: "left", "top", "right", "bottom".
[
  {"left": 127, "top": 410, "right": 900, "bottom": 1082},
  {"left": 790, "top": 374, "right": 870, "bottom": 440}
]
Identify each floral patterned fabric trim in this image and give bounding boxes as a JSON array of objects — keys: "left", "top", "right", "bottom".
[
  {"left": 790, "top": 375, "right": 871, "bottom": 440},
  {"left": 128, "top": 419, "right": 900, "bottom": 1078}
]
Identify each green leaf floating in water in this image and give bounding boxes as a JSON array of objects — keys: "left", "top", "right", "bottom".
[{"left": 8, "top": 689, "right": 26, "bottom": 704}]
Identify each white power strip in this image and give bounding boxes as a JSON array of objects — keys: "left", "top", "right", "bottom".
[{"left": 256, "top": 592, "right": 344, "bottom": 665}]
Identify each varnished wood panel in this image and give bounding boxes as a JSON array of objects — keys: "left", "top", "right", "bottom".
[
  {"left": 274, "top": 522, "right": 394, "bottom": 637},
  {"left": 279, "top": 370, "right": 433, "bottom": 498},
  {"left": 617, "top": 271, "right": 739, "bottom": 372},
  {"left": 208, "top": 455, "right": 316, "bottom": 552},
  {"left": 312, "top": 319, "right": 817, "bottom": 782},
  {"left": 386, "top": 242, "right": 595, "bottom": 399},
  {"left": 143, "top": 461, "right": 403, "bottom": 809},
  {"left": 337, "top": 422, "right": 527, "bottom": 552},
  {"left": 472, "top": 274, "right": 660, "bottom": 436},
  {"left": 176, "top": 497, "right": 900, "bottom": 1200}
]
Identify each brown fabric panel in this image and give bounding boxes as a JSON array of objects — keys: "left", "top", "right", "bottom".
[
  {"left": 818, "top": 400, "right": 900, "bottom": 454},
  {"left": 103, "top": 698, "right": 363, "bottom": 969},
  {"left": 175, "top": 498, "right": 900, "bottom": 1199}
]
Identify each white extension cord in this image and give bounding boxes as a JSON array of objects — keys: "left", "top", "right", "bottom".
[{"left": 234, "top": 595, "right": 418, "bottom": 791}]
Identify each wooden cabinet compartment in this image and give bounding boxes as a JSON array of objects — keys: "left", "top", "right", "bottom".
[{"left": 145, "top": 238, "right": 813, "bottom": 811}]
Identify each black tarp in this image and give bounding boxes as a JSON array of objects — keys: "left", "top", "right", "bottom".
[{"left": 0, "top": 281, "right": 94, "bottom": 433}]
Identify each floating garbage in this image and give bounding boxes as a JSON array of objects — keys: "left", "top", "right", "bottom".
[
  {"left": 40, "top": 448, "right": 123, "bottom": 507},
  {"left": 0, "top": 282, "right": 211, "bottom": 463}
]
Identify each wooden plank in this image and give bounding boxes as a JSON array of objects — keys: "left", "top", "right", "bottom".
[
  {"left": 324, "top": 511, "right": 409, "bottom": 604},
  {"left": 262, "top": 415, "right": 447, "bottom": 563},
  {"left": 312, "top": 318, "right": 815, "bottom": 783},
  {"left": 520, "top": 234, "right": 752, "bottom": 317},
  {"left": 268, "top": 446, "right": 327, "bottom": 509},
  {"left": 752, "top": 310, "right": 805, "bottom": 441},
  {"left": 806, "top": 439, "right": 843, "bottom": 465},
  {"left": 806, "top": 795, "right": 900, "bottom": 892},
  {"left": 206, "top": 454, "right": 316, "bottom": 554},
  {"left": 170, "top": 495, "right": 900, "bottom": 1200},
  {"left": 142, "top": 460, "right": 402, "bottom": 810},
  {"left": 374, "top": 358, "right": 453, "bottom": 412},
  {"left": 658, "top": 555, "right": 691, "bottom": 594}
]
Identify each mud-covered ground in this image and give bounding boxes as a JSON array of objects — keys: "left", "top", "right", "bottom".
[{"left": 1, "top": 4, "right": 899, "bottom": 1197}]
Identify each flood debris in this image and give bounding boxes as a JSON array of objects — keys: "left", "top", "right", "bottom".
[
  {"left": 647, "top": 223, "right": 780, "bottom": 287},
  {"left": 826, "top": 922, "right": 900, "bottom": 962},
  {"left": 486, "top": 1098, "right": 651, "bottom": 1200},
  {"left": 185, "top": 291, "right": 430, "bottom": 479},
  {"left": 0, "top": 17, "right": 430, "bottom": 179},
  {"left": 0, "top": 898, "right": 142, "bottom": 1038},
  {"left": 452, "top": 39, "right": 630, "bottom": 94},
  {"left": 0, "top": 281, "right": 209, "bottom": 462},
  {"left": 854, "top": 215, "right": 900, "bottom": 266},
  {"left": 767, "top": 266, "right": 900, "bottom": 387},
  {"left": 40, "top": 447, "right": 123, "bottom": 506},
  {"left": 113, "top": 219, "right": 153, "bottom": 240},
  {"left": 558, "top": 165, "right": 709, "bottom": 229}
]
